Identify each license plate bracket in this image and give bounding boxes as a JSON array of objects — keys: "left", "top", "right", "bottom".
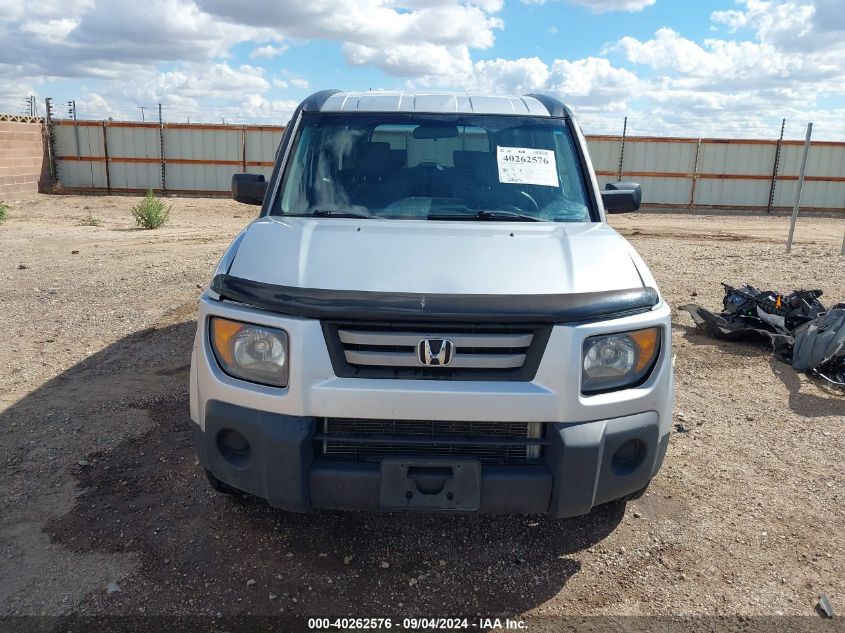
[{"left": 379, "top": 458, "right": 481, "bottom": 510}]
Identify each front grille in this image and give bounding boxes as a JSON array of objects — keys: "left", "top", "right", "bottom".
[
  {"left": 322, "top": 321, "right": 551, "bottom": 381},
  {"left": 316, "top": 418, "right": 547, "bottom": 464}
]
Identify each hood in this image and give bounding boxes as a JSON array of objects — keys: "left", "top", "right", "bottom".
[{"left": 226, "top": 216, "right": 644, "bottom": 295}]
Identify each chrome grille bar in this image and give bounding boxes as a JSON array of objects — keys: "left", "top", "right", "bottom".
[
  {"left": 338, "top": 330, "right": 533, "bottom": 348},
  {"left": 344, "top": 350, "right": 526, "bottom": 368},
  {"left": 338, "top": 326, "right": 534, "bottom": 371}
]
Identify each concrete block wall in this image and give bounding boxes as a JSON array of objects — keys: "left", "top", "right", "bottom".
[{"left": 0, "top": 119, "right": 50, "bottom": 197}]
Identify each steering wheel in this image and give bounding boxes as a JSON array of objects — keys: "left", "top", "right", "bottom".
[{"left": 478, "top": 189, "right": 539, "bottom": 214}]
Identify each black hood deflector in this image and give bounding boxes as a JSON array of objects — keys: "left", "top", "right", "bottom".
[{"left": 210, "top": 274, "right": 659, "bottom": 324}]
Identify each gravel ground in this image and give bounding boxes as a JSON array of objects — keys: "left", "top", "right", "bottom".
[{"left": 0, "top": 195, "right": 843, "bottom": 628}]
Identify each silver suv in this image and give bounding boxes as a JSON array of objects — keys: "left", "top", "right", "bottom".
[{"left": 189, "top": 90, "right": 673, "bottom": 516}]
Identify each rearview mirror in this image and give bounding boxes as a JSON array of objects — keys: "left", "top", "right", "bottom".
[
  {"left": 232, "top": 173, "right": 267, "bottom": 205},
  {"left": 601, "top": 181, "right": 642, "bottom": 214},
  {"left": 412, "top": 124, "right": 459, "bottom": 140}
]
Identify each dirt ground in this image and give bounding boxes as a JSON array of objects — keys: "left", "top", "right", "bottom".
[{"left": 0, "top": 195, "right": 843, "bottom": 628}]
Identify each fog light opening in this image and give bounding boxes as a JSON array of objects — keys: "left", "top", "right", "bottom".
[
  {"left": 216, "top": 429, "right": 252, "bottom": 467},
  {"left": 611, "top": 439, "right": 645, "bottom": 476}
]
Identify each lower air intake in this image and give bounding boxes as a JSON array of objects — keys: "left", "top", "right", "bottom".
[{"left": 316, "top": 418, "right": 546, "bottom": 464}]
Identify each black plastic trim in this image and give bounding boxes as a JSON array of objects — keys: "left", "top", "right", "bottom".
[
  {"left": 211, "top": 274, "right": 659, "bottom": 324},
  {"left": 524, "top": 93, "right": 574, "bottom": 118},
  {"left": 313, "top": 435, "right": 549, "bottom": 447},
  {"left": 302, "top": 89, "right": 342, "bottom": 112}
]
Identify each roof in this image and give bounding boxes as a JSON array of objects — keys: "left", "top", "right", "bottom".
[{"left": 308, "top": 91, "right": 569, "bottom": 117}]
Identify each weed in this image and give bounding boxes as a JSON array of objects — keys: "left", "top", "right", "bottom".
[
  {"left": 80, "top": 210, "right": 102, "bottom": 226},
  {"left": 131, "top": 190, "right": 170, "bottom": 230}
]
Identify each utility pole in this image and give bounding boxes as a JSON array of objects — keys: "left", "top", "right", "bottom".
[
  {"left": 158, "top": 103, "right": 166, "bottom": 194},
  {"left": 68, "top": 100, "right": 80, "bottom": 159},
  {"left": 44, "top": 98, "right": 57, "bottom": 188},
  {"left": 22, "top": 96, "right": 35, "bottom": 116},
  {"left": 617, "top": 116, "right": 627, "bottom": 182}
]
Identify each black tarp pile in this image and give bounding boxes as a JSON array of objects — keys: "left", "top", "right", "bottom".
[{"left": 679, "top": 284, "right": 845, "bottom": 388}]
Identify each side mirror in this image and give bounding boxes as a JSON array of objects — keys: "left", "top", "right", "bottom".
[
  {"left": 232, "top": 173, "right": 267, "bottom": 205},
  {"left": 601, "top": 181, "right": 642, "bottom": 214}
]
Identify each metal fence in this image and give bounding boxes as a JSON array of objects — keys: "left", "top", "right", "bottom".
[
  {"left": 53, "top": 120, "right": 279, "bottom": 196},
  {"left": 50, "top": 119, "right": 845, "bottom": 212},
  {"left": 589, "top": 135, "right": 845, "bottom": 212}
]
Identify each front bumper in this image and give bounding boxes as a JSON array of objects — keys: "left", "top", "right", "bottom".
[{"left": 194, "top": 400, "right": 668, "bottom": 517}]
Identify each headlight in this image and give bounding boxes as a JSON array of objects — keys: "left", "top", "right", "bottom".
[
  {"left": 582, "top": 327, "right": 660, "bottom": 394},
  {"left": 209, "top": 317, "right": 288, "bottom": 387}
]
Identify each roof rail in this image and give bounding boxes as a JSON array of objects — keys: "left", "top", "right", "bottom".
[
  {"left": 301, "top": 89, "right": 342, "bottom": 112},
  {"left": 524, "top": 94, "right": 573, "bottom": 118}
]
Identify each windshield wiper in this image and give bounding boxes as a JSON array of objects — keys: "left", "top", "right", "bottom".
[
  {"left": 286, "top": 210, "right": 380, "bottom": 219},
  {"left": 475, "top": 210, "right": 542, "bottom": 222},
  {"left": 428, "top": 210, "right": 542, "bottom": 222},
  {"left": 312, "top": 209, "right": 381, "bottom": 219}
]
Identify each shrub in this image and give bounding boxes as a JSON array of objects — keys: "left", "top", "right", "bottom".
[
  {"left": 80, "top": 210, "right": 102, "bottom": 226},
  {"left": 131, "top": 190, "right": 170, "bottom": 229},
  {"left": 0, "top": 201, "right": 8, "bottom": 224}
]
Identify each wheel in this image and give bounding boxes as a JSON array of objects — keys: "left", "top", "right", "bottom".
[{"left": 204, "top": 469, "right": 244, "bottom": 497}]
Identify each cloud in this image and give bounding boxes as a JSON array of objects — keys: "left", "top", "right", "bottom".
[
  {"left": 521, "top": 0, "right": 655, "bottom": 11},
  {"left": 344, "top": 43, "right": 473, "bottom": 79},
  {"left": 0, "top": 0, "right": 504, "bottom": 119},
  {"left": 587, "top": 2, "right": 845, "bottom": 136},
  {"left": 0, "top": 0, "right": 270, "bottom": 81},
  {"left": 612, "top": 21, "right": 845, "bottom": 94},
  {"left": 565, "top": 0, "right": 655, "bottom": 11},
  {"left": 3, "top": 0, "right": 844, "bottom": 138},
  {"left": 197, "top": 0, "right": 502, "bottom": 75},
  {"left": 198, "top": 0, "right": 501, "bottom": 49},
  {"left": 250, "top": 43, "right": 288, "bottom": 59},
  {"left": 464, "top": 57, "right": 551, "bottom": 94}
]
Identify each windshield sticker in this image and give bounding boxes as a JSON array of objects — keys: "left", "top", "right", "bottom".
[{"left": 496, "top": 146, "right": 559, "bottom": 187}]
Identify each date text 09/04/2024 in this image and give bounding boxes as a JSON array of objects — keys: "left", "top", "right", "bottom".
[{"left": 307, "top": 617, "right": 527, "bottom": 630}]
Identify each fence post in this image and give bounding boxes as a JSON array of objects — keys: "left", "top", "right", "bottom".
[
  {"left": 841, "top": 230, "right": 845, "bottom": 256},
  {"left": 102, "top": 121, "right": 111, "bottom": 195},
  {"left": 43, "top": 98, "right": 57, "bottom": 189},
  {"left": 241, "top": 125, "right": 247, "bottom": 172},
  {"left": 158, "top": 103, "right": 166, "bottom": 195},
  {"left": 767, "top": 118, "right": 785, "bottom": 213},
  {"left": 617, "top": 116, "right": 627, "bottom": 181},
  {"left": 688, "top": 138, "right": 701, "bottom": 212},
  {"left": 785, "top": 122, "right": 813, "bottom": 254}
]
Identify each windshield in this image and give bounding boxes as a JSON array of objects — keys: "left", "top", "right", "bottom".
[{"left": 271, "top": 112, "right": 593, "bottom": 221}]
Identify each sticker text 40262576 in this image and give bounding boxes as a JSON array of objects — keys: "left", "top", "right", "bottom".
[{"left": 496, "top": 146, "right": 559, "bottom": 187}]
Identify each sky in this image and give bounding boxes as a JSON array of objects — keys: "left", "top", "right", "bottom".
[{"left": 2, "top": 0, "right": 845, "bottom": 140}]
